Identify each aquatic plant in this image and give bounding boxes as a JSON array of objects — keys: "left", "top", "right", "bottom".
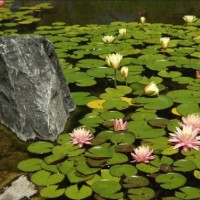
[
  {"left": 114, "top": 118, "right": 127, "bottom": 132},
  {"left": 169, "top": 125, "right": 200, "bottom": 151},
  {"left": 70, "top": 127, "right": 93, "bottom": 148},
  {"left": 2, "top": 2, "right": 200, "bottom": 199},
  {"left": 131, "top": 145, "right": 154, "bottom": 163}
]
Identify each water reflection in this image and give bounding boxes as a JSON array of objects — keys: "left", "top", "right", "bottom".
[{"left": 13, "top": 0, "right": 200, "bottom": 25}]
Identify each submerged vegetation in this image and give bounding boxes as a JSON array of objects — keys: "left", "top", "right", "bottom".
[{"left": 1, "top": 1, "right": 200, "bottom": 200}]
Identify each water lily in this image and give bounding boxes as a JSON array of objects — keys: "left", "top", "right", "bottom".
[
  {"left": 119, "top": 28, "right": 126, "bottom": 37},
  {"left": 140, "top": 16, "right": 146, "bottom": 24},
  {"left": 196, "top": 70, "right": 200, "bottom": 79},
  {"left": 106, "top": 53, "right": 123, "bottom": 87},
  {"left": 169, "top": 125, "right": 200, "bottom": 151},
  {"left": 160, "top": 37, "right": 170, "bottom": 50},
  {"left": 114, "top": 118, "right": 127, "bottom": 132},
  {"left": 70, "top": 127, "right": 93, "bottom": 147},
  {"left": 144, "top": 82, "right": 159, "bottom": 96},
  {"left": 120, "top": 66, "right": 128, "bottom": 85},
  {"left": 0, "top": 1, "right": 4, "bottom": 7},
  {"left": 102, "top": 35, "right": 115, "bottom": 44},
  {"left": 180, "top": 114, "right": 200, "bottom": 131},
  {"left": 131, "top": 145, "right": 154, "bottom": 163},
  {"left": 183, "top": 15, "right": 197, "bottom": 23}
]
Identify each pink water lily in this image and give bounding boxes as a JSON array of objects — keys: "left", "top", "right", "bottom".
[
  {"left": 70, "top": 127, "right": 93, "bottom": 147},
  {"left": 131, "top": 145, "right": 154, "bottom": 163},
  {"left": 114, "top": 118, "right": 127, "bottom": 132},
  {"left": 169, "top": 125, "right": 200, "bottom": 151},
  {"left": 180, "top": 114, "right": 200, "bottom": 131}
]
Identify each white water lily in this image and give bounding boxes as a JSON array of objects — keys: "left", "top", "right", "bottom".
[
  {"left": 102, "top": 35, "right": 115, "bottom": 43},
  {"left": 144, "top": 82, "right": 159, "bottom": 96},
  {"left": 106, "top": 53, "right": 123, "bottom": 87},
  {"left": 160, "top": 37, "right": 170, "bottom": 50},
  {"left": 183, "top": 15, "right": 197, "bottom": 23},
  {"left": 119, "top": 28, "right": 126, "bottom": 37},
  {"left": 140, "top": 16, "right": 146, "bottom": 24},
  {"left": 120, "top": 66, "right": 128, "bottom": 78},
  {"left": 106, "top": 53, "right": 123, "bottom": 70}
]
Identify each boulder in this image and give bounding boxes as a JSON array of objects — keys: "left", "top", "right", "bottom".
[{"left": 0, "top": 36, "right": 75, "bottom": 141}]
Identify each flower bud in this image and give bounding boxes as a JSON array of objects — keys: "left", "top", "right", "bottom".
[
  {"left": 120, "top": 66, "right": 128, "bottom": 78},
  {"left": 144, "top": 82, "right": 159, "bottom": 96}
]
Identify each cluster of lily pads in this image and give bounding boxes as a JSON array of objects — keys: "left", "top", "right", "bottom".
[{"left": 2, "top": 2, "right": 200, "bottom": 200}]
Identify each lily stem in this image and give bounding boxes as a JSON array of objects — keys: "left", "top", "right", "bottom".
[{"left": 114, "top": 69, "right": 117, "bottom": 88}]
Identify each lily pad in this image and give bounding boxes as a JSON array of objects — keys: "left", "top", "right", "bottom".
[
  {"left": 110, "top": 164, "right": 137, "bottom": 177},
  {"left": 17, "top": 158, "right": 43, "bottom": 172},
  {"left": 65, "top": 184, "right": 92, "bottom": 199},
  {"left": 40, "top": 185, "right": 65, "bottom": 198},
  {"left": 175, "top": 187, "right": 200, "bottom": 199},
  {"left": 155, "top": 173, "right": 186, "bottom": 189},
  {"left": 128, "top": 187, "right": 156, "bottom": 200},
  {"left": 91, "top": 179, "right": 123, "bottom": 199},
  {"left": 27, "top": 141, "right": 54, "bottom": 154},
  {"left": 31, "top": 170, "right": 65, "bottom": 186}
]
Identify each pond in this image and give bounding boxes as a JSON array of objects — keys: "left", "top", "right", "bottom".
[{"left": 1, "top": 0, "right": 200, "bottom": 200}]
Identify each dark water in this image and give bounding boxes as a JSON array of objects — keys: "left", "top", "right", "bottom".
[{"left": 14, "top": 0, "right": 200, "bottom": 25}]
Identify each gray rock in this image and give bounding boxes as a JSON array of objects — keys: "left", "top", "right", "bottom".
[
  {"left": 0, "top": 175, "right": 37, "bottom": 200},
  {"left": 0, "top": 36, "right": 75, "bottom": 141}
]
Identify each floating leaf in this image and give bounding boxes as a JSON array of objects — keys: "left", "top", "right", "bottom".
[
  {"left": 27, "top": 141, "right": 54, "bottom": 154},
  {"left": 65, "top": 184, "right": 92, "bottom": 200},
  {"left": 156, "top": 173, "right": 186, "bottom": 189},
  {"left": 31, "top": 170, "right": 65, "bottom": 186},
  {"left": 40, "top": 185, "right": 65, "bottom": 198},
  {"left": 175, "top": 187, "right": 200, "bottom": 199},
  {"left": 173, "top": 159, "right": 196, "bottom": 172},
  {"left": 128, "top": 187, "right": 156, "bottom": 200},
  {"left": 92, "top": 179, "right": 123, "bottom": 199},
  {"left": 136, "top": 163, "right": 159, "bottom": 173},
  {"left": 123, "top": 176, "right": 149, "bottom": 188},
  {"left": 110, "top": 164, "right": 137, "bottom": 177},
  {"left": 17, "top": 158, "right": 43, "bottom": 172}
]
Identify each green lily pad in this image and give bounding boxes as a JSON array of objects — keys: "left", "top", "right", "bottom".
[
  {"left": 76, "top": 58, "right": 105, "bottom": 68},
  {"left": 106, "top": 152, "right": 128, "bottom": 165},
  {"left": 110, "top": 164, "right": 137, "bottom": 177},
  {"left": 87, "top": 67, "right": 113, "bottom": 78},
  {"left": 92, "top": 179, "right": 123, "bottom": 199},
  {"left": 65, "top": 184, "right": 92, "bottom": 199},
  {"left": 17, "top": 158, "right": 43, "bottom": 172},
  {"left": 134, "top": 95, "right": 174, "bottom": 110},
  {"left": 27, "top": 141, "right": 54, "bottom": 154},
  {"left": 31, "top": 170, "right": 65, "bottom": 186},
  {"left": 128, "top": 120, "right": 166, "bottom": 139},
  {"left": 146, "top": 60, "right": 175, "bottom": 71},
  {"left": 128, "top": 187, "right": 156, "bottom": 200},
  {"left": 58, "top": 160, "right": 74, "bottom": 175},
  {"left": 176, "top": 102, "right": 200, "bottom": 116},
  {"left": 102, "top": 98, "right": 130, "bottom": 110},
  {"left": 100, "top": 110, "right": 124, "bottom": 120},
  {"left": 85, "top": 145, "right": 113, "bottom": 158},
  {"left": 40, "top": 185, "right": 65, "bottom": 198},
  {"left": 76, "top": 162, "right": 100, "bottom": 175},
  {"left": 123, "top": 176, "right": 149, "bottom": 188},
  {"left": 173, "top": 159, "right": 196, "bottom": 172},
  {"left": 156, "top": 173, "right": 186, "bottom": 189},
  {"left": 71, "top": 92, "right": 97, "bottom": 105},
  {"left": 158, "top": 70, "right": 182, "bottom": 78},
  {"left": 175, "top": 187, "right": 200, "bottom": 199},
  {"left": 136, "top": 163, "right": 159, "bottom": 173},
  {"left": 110, "top": 132, "right": 135, "bottom": 144}
]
